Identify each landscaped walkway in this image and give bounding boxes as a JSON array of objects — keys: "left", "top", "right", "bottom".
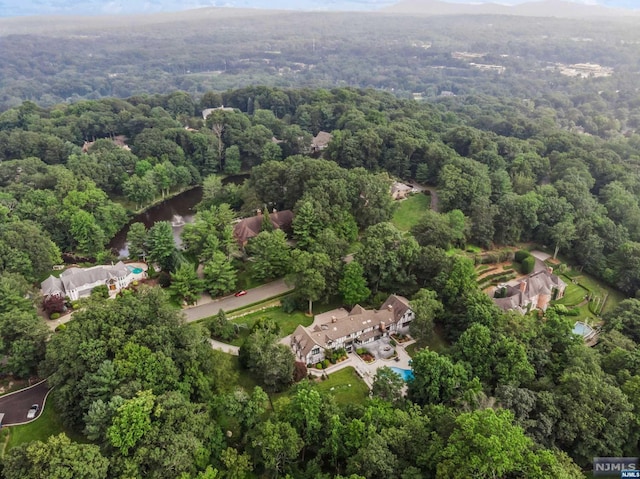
[{"left": 303, "top": 337, "right": 415, "bottom": 389}]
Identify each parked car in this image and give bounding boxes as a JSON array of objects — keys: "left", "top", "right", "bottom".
[
  {"left": 234, "top": 290, "right": 247, "bottom": 297},
  {"left": 26, "top": 404, "right": 39, "bottom": 419}
]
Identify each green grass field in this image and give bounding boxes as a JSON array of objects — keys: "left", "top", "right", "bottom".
[
  {"left": 392, "top": 193, "right": 431, "bottom": 231},
  {"left": 227, "top": 306, "right": 314, "bottom": 346},
  {"left": 313, "top": 367, "right": 369, "bottom": 406},
  {"left": 556, "top": 280, "right": 589, "bottom": 307},
  {"left": 4, "top": 390, "right": 86, "bottom": 455}
]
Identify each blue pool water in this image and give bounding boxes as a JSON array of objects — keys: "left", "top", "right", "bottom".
[
  {"left": 128, "top": 266, "right": 143, "bottom": 274},
  {"left": 391, "top": 367, "right": 414, "bottom": 382},
  {"left": 572, "top": 321, "right": 594, "bottom": 337}
]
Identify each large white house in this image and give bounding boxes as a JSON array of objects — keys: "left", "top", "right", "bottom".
[
  {"left": 291, "top": 295, "right": 414, "bottom": 365},
  {"left": 41, "top": 262, "right": 139, "bottom": 301}
]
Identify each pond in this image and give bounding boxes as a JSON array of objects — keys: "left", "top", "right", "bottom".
[{"left": 108, "top": 173, "right": 249, "bottom": 258}]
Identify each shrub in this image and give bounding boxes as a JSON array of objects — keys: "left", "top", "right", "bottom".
[
  {"left": 481, "top": 253, "right": 499, "bottom": 264},
  {"left": 521, "top": 256, "right": 535, "bottom": 274},
  {"left": 515, "top": 250, "right": 531, "bottom": 263},
  {"left": 322, "top": 359, "right": 330, "bottom": 369},
  {"left": 42, "top": 295, "right": 65, "bottom": 315},
  {"left": 293, "top": 362, "right": 308, "bottom": 382},
  {"left": 91, "top": 284, "right": 110, "bottom": 299},
  {"left": 157, "top": 271, "right": 171, "bottom": 288},
  {"left": 281, "top": 295, "right": 297, "bottom": 313},
  {"left": 494, "top": 287, "right": 507, "bottom": 299},
  {"left": 554, "top": 304, "right": 569, "bottom": 314},
  {"left": 50, "top": 312, "right": 61, "bottom": 320},
  {"left": 71, "top": 301, "right": 81, "bottom": 310},
  {"left": 316, "top": 363, "right": 323, "bottom": 370},
  {"left": 55, "top": 323, "right": 66, "bottom": 332},
  {"left": 498, "top": 250, "right": 515, "bottom": 262}
]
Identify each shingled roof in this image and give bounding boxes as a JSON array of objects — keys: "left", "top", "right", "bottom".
[
  {"left": 42, "top": 262, "right": 131, "bottom": 297},
  {"left": 233, "top": 210, "right": 293, "bottom": 246},
  {"left": 493, "top": 269, "right": 566, "bottom": 313}
]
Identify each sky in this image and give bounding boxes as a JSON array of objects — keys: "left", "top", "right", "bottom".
[{"left": 0, "top": 0, "right": 637, "bottom": 17}]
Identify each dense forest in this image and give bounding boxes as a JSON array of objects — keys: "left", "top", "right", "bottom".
[
  {"left": 2, "top": 78, "right": 640, "bottom": 476},
  {"left": 1, "top": 9, "right": 640, "bottom": 118}
]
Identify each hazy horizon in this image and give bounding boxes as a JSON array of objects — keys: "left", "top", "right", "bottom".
[{"left": 0, "top": 0, "right": 637, "bottom": 17}]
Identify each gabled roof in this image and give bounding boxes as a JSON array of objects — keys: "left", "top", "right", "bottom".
[
  {"left": 391, "top": 182, "right": 412, "bottom": 194},
  {"left": 312, "top": 131, "right": 332, "bottom": 149},
  {"left": 58, "top": 262, "right": 130, "bottom": 291},
  {"left": 292, "top": 324, "right": 323, "bottom": 360},
  {"left": 493, "top": 269, "right": 566, "bottom": 312},
  {"left": 233, "top": 210, "right": 293, "bottom": 245},
  {"left": 380, "top": 294, "right": 412, "bottom": 322},
  {"left": 41, "top": 275, "right": 64, "bottom": 296}
]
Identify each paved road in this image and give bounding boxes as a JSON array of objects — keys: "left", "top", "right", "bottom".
[
  {"left": 0, "top": 380, "right": 49, "bottom": 426},
  {"left": 183, "top": 278, "right": 293, "bottom": 323},
  {"left": 421, "top": 186, "right": 440, "bottom": 212}
]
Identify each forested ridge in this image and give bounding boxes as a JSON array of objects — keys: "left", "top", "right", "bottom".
[
  {"left": 1, "top": 84, "right": 640, "bottom": 477},
  {"left": 1, "top": 10, "right": 640, "bottom": 119}
]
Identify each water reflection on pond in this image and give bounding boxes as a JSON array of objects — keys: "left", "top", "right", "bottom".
[
  {"left": 109, "top": 173, "right": 249, "bottom": 258},
  {"left": 109, "top": 187, "right": 202, "bottom": 258}
]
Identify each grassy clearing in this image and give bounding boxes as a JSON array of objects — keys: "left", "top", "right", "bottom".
[
  {"left": 313, "top": 367, "right": 369, "bottom": 406},
  {"left": 4, "top": 390, "right": 86, "bottom": 454},
  {"left": 575, "top": 273, "right": 625, "bottom": 315},
  {"left": 227, "top": 307, "right": 314, "bottom": 346},
  {"left": 392, "top": 193, "right": 431, "bottom": 231},
  {"left": 556, "top": 280, "right": 589, "bottom": 307},
  {"left": 406, "top": 325, "right": 449, "bottom": 356}
]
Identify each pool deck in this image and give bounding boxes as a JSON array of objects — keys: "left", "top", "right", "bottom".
[{"left": 304, "top": 337, "right": 415, "bottom": 389}]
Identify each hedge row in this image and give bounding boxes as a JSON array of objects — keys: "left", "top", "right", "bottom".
[{"left": 474, "top": 250, "right": 515, "bottom": 265}]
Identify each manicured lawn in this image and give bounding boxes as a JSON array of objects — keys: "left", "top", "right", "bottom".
[
  {"left": 556, "top": 271, "right": 625, "bottom": 316},
  {"left": 556, "top": 279, "right": 589, "bottom": 307},
  {"left": 4, "top": 390, "right": 86, "bottom": 454},
  {"left": 392, "top": 193, "right": 431, "bottom": 231},
  {"left": 573, "top": 272, "right": 625, "bottom": 314},
  {"left": 314, "top": 367, "right": 369, "bottom": 406},
  {"left": 227, "top": 306, "right": 314, "bottom": 346}
]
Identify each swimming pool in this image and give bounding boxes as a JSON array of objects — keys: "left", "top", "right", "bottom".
[
  {"left": 572, "top": 321, "right": 595, "bottom": 338},
  {"left": 390, "top": 366, "right": 414, "bottom": 382},
  {"left": 128, "top": 266, "right": 144, "bottom": 274}
]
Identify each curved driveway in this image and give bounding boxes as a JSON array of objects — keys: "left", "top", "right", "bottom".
[
  {"left": 183, "top": 278, "right": 293, "bottom": 323},
  {"left": 0, "top": 380, "right": 50, "bottom": 426}
]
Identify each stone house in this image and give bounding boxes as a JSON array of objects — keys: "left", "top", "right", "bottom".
[
  {"left": 493, "top": 268, "right": 566, "bottom": 314},
  {"left": 291, "top": 295, "right": 414, "bottom": 365}
]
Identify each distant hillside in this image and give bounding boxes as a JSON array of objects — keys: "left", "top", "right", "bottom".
[
  {"left": 383, "top": 0, "right": 640, "bottom": 18},
  {"left": 0, "top": 0, "right": 394, "bottom": 18}
]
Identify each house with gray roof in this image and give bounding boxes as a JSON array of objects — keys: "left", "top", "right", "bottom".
[
  {"left": 290, "top": 294, "right": 414, "bottom": 365},
  {"left": 41, "top": 262, "right": 136, "bottom": 301},
  {"left": 493, "top": 268, "right": 566, "bottom": 314},
  {"left": 310, "top": 131, "right": 332, "bottom": 153}
]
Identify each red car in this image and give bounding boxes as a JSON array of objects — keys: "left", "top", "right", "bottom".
[{"left": 234, "top": 290, "right": 247, "bottom": 297}]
